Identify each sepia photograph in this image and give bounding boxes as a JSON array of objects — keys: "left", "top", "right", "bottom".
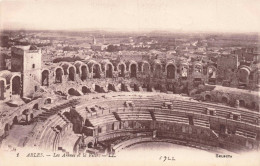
[{"left": 0, "top": 0, "right": 259, "bottom": 166}]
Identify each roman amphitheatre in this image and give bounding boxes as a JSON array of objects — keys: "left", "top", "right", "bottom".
[{"left": 0, "top": 45, "right": 259, "bottom": 157}]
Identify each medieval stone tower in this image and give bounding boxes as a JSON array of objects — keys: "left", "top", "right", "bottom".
[{"left": 11, "top": 45, "right": 42, "bottom": 98}]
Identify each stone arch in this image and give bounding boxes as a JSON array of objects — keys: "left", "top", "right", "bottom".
[
  {"left": 180, "top": 64, "right": 189, "bottom": 79},
  {"left": 41, "top": 70, "right": 49, "bottom": 86},
  {"left": 61, "top": 62, "right": 72, "bottom": 75},
  {"left": 108, "top": 84, "right": 116, "bottom": 91},
  {"left": 33, "top": 103, "right": 39, "bottom": 110},
  {"left": 23, "top": 109, "right": 29, "bottom": 115},
  {"left": 93, "top": 64, "right": 101, "bottom": 78},
  {"left": 13, "top": 116, "right": 18, "bottom": 124},
  {"left": 205, "top": 94, "right": 211, "bottom": 101},
  {"left": 238, "top": 66, "right": 250, "bottom": 85},
  {"left": 118, "top": 83, "right": 125, "bottom": 91},
  {"left": 154, "top": 84, "right": 162, "bottom": 91},
  {"left": 68, "top": 66, "right": 76, "bottom": 81},
  {"left": 239, "top": 100, "right": 246, "bottom": 107},
  {"left": 142, "top": 83, "right": 152, "bottom": 92},
  {"left": 193, "top": 62, "right": 203, "bottom": 73},
  {"left": 4, "top": 123, "right": 10, "bottom": 133},
  {"left": 166, "top": 63, "right": 176, "bottom": 79},
  {"left": 117, "top": 62, "right": 126, "bottom": 77},
  {"left": 106, "top": 63, "right": 113, "bottom": 78},
  {"left": 141, "top": 61, "right": 150, "bottom": 73},
  {"left": 11, "top": 75, "right": 21, "bottom": 95},
  {"left": 166, "top": 83, "right": 174, "bottom": 91},
  {"left": 0, "top": 78, "right": 6, "bottom": 100},
  {"left": 153, "top": 62, "right": 162, "bottom": 78},
  {"left": 44, "top": 98, "right": 52, "bottom": 104},
  {"left": 81, "top": 65, "right": 88, "bottom": 81},
  {"left": 207, "top": 65, "right": 217, "bottom": 84},
  {"left": 82, "top": 86, "right": 87, "bottom": 94},
  {"left": 129, "top": 61, "right": 138, "bottom": 78},
  {"left": 142, "top": 83, "right": 148, "bottom": 91},
  {"left": 133, "top": 84, "right": 139, "bottom": 91},
  {"left": 56, "top": 125, "right": 62, "bottom": 131},
  {"left": 88, "top": 142, "right": 93, "bottom": 148},
  {"left": 55, "top": 67, "right": 63, "bottom": 83},
  {"left": 82, "top": 86, "right": 90, "bottom": 94},
  {"left": 95, "top": 84, "right": 101, "bottom": 93},
  {"left": 68, "top": 88, "right": 80, "bottom": 96},
  {"left": 221, "top": 96, "right": 229, "bottom": 104},
  {"left": 74, "top": 61, "right": 83, "bottom": 74}
]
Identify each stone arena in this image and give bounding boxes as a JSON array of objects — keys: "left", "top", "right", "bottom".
[{"left": 0, "top": 45, "right": 259, "bottom": 155}]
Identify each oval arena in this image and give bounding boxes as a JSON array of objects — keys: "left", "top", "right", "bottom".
[{"left": 0, "top": 46, "right": 259, "bottom": 156}]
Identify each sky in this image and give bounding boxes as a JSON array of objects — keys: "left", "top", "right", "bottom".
[{"left": 0, "top": 0, "right": 259, "bottom": 33}]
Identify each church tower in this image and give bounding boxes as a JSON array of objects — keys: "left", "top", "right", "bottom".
[{"left": 93, "top": 36, "right": 96, "bottom": 45}]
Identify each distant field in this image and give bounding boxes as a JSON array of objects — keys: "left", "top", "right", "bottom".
[{"left": 208, "top": 39, "right": 259, "bottom": 48}]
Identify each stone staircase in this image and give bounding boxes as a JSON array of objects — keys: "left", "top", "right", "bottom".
[{"left": 34, "top": 99, "right": 79, "bottom": 122}]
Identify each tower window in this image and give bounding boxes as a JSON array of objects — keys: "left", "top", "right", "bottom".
[{"left": 32, "top": 64, "right": 35, "bottom": 69}]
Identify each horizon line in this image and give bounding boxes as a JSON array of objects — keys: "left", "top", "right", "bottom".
[{"left": 1, "top": 27, "right": 259, "bottom": 35}]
